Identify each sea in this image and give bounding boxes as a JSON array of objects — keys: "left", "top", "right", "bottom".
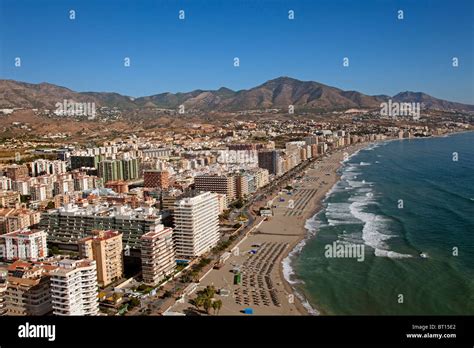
[{"left": 284, "top": 131, "right": 474, "bottom": 315}]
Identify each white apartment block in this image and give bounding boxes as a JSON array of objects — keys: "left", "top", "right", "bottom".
[
  {"left": 142, "top": 148, "right": 172, "bottom": 158},
  {"left": 0, "top": 229, "right": 48, "bottom": 261},
  {"left": 0, "top": 176, "right": 12, "bottom": 191},
  {"left": 30, "top": 184, "right": 48, "bottom": 201},
  {"left": 31, "top": 159, "right": 67, "bottom": 177},
  {"left": 140, "top": 224, "right": 176, "bottom": 286},
  {"left": 50, "top": 259, "right": 99, "bottom": 316},
  {"left": 12, "top": 180, "right": 30, "bottom": 195},
  {"left": 173, "top": 192, "right": 220, "bottom": 258}
]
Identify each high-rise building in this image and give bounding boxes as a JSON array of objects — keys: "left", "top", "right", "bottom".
[
  {"left": 122, "top": 158, "right": 139, "bottom": 181},
  {"left": 4, "top": 260, "right": 53, "bottom": 316},
  {"left": 258, "top": 150, "right": 282, "bottom": 176},
  {"left": 0, "top": 229, "right": 47, "bottom": 261},
  {"left": 98, "top": 160, "right": 123, "bottom": 183},
  {"left": 234, "top": 174, "right": 250, "bottom": 199},
  {"left": 30, "top": 184, "right": 48, "bottom": 202},
  {"left": 144, "top": 170, "right": 170, "bottom": 189},
  {"left": 70, "top": 155, "right": 103, "bottom": 170},
  {"left": 78, "top": 230, "right": 124, "bottom": 287},
  {"left": 50, "top": 259, "right": 99, "bottom": 316},
  {"left": 250, "top": 168, "right": 269, "bottom": 189},
  {"left": 173, "top": 192, "right": 220, "bottom": 258},
  {"left": 140, "top": 225, "right": 175, "bottom": 286},
  {"left": 30, "top": 159, "right": 67, "bottom": 177},
  {"left": 0, "top": 176, "right": 12, "bottom": 191},
  {"left": 5, "top": 165, "right": 29, "bottom": 181},
  {"left": 98, "top": 159, "right": 139, "bottom": 183},
  {"left": 0, "top": 267, "right": 6, "bottom": 316},
  {"left": 194, "top": 175, "right": 235, "bottom": 202},
  {"left": 40, "top": 204, "right": 162, "bottom": 249}
]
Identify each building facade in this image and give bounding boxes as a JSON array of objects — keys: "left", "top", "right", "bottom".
[
  {"left": 50, "top": 259, "right": 99, "bottom": 316},
  {"left": 0, "top": 229, "right": 48, "bottom": 261},
  {"left": 78, "top": 230, "right": 124, "bottom": 287},
  {"left": 173, "top": 192, "right": 220, "bottom": 258},
  {"left": 140, "top": 225, "right": 175, "bottom": 286}
]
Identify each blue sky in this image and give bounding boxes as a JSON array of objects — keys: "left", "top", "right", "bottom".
[{"left": 0, "top": 0, "right": 473, "bottom": 103}]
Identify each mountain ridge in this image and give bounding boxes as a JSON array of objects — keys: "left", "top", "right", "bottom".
[{"left": 1, "top": 77, "right": 473, "bottom": 112}]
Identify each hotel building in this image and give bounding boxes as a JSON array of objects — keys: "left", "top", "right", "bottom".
[
  {"left": 173, "top": 192, "right": 220, "bottom": 258},
  {"left": 194, "top": 175, "right": 235, "bottom": 202}
]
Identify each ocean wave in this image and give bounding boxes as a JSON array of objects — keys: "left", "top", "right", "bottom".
[
  {"left": 326, "top": 202, "right": 360, "bottom": 225},
  {"left": 347, "top": 180, "right": 371, "bottom": 188},
  {"left": 295, "top": 291, "right": 320, "bottom": 315},
  {"left": 281, "top": 215, "right": 319, "bottom": 284},
  {"left": 349, "top": 200, "right": 412, "bottom": 258},
  {"left": 374, "top": 249, "right": 412, "bottom": 258},
  {"left": 359, "top": 161, "right": 371, "bottom": 166}
]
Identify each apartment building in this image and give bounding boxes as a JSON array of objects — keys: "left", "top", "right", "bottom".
[
  {"left": 258, "top": 150, "right": 282, "bottom": 176},
  {"left": 30, "top": 184, "right": 48, "bottom": 202},
  {"left": 194, "top": 175, "right": 236, "bottom": 202},
  {"left": 0, "top": 176, "right": 12, "bottom": 191},
  {"left": 140, "top": 224, "right": 175, "bottom": 286},
  {"left": 105, "top": 180, "right": 129, "bottom": 194},
  {"left": 173, "top": 192, "right": 220, "bottom": 258},
  {"left": 0, "top": 229, "right": 48, "bottom": 261},
  {"left": 50, "top": 259, "right": 99, "bottom": 316},
  {"left": 0, "top": 268, "right": 6, "bottom": 316},
  {"left": 234, "top": 174, "right": 250, "bottom": 199},
  {"left": 0, "top": 208, "right": 41, "bottom": 234},
  {"left": 250, "top": 168, "right": 269, "bottom": 189},
  {"left": 144, "top": 170, "right": 170, "bottom": 190},
  {"left": 4, "top": 165, "right": 29, "bottom": 181},
  {"left": 0, "top": 191, "right": 20, "bottom": 208},
  {"left": 4, "top": 260, "right": 54, "bottom": 316},
  {"left": 30, "top": 159, "right": 67, "bottom": 177},
  {"left": 78, "top": 230, "right": 124, "bottom": 287},
  {"left": 142, "top": 148, "right": 172, "bottom": 158},
  {"left": 39, "top": 203, "right": 162, "bottom": 249}
]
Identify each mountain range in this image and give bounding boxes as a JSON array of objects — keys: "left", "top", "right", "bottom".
[{"left": 1, "top": 77, "right": 473, "bottom": 112}]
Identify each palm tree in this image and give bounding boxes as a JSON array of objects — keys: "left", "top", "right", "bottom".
[
  {"left": 212, "top": 299, "right": 223, "bottom": 315},
  {"left": 203, "top": 297, "right": 212, "bottom": 314},
  {"left": 190, "top": 296, "right": 204, "bottom": 311},
  {"left": 214, "top": 299, "right": 222, "bottom": 314}
]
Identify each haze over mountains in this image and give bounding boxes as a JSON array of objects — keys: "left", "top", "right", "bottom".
[{"left": 0, "top": 77, "right": 473, "bottom": 112}]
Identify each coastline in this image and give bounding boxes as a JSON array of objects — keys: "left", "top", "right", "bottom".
[
  {"left": 281, "top": 130, "right": 473, "bottom": 315},
  {"left": 279, "top": 141, "right": 372, "bottom": 315},
  {"left": 166, "top": 130, "right": 471, "bottom": 316}
]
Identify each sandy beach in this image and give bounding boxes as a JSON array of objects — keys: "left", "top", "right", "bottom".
[{"left": 167, "top": 142, "right": 370, "bottom": 315}]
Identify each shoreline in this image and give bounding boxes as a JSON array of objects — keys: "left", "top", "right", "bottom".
[
  {"left": 165, "top": 130, "right": 471, "bottom": 316},
  {"left": 278, "top": 142, "right": 372, "bottom": 315},
  {"left": 281, "top": 129, "right": 473, "bottom": 315}
]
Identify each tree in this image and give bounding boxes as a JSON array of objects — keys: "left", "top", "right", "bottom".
[
  {"left": 203, "top": 297, "right": 212, "bottom": 314},
  {"left": 162, "top": 290, "right": 172, "bottom": 299},
  {"left": 212, "top": 299, "right": 223, "bottom": 315},
  {"left": 128, "top": 297, "right": 140, "bottom": 309},
  {"left": 190, "top": 296, "right": 204, "bottom": 311},
  {"left": 46, "top": 201, "right": 55, "bottom": 209}
]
